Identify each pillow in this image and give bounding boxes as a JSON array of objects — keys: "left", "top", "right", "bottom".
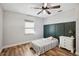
[{"left": 47, "top": 36, "right": 53, "bottom": 40}]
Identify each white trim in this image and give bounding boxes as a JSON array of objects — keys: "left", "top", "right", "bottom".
[{"left": 76, "top": 51, "right": 79, "bottom": 56}]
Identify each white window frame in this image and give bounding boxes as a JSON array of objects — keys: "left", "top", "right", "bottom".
[{"left": 24, "top": 20, "right": 35, "bottom": 34}]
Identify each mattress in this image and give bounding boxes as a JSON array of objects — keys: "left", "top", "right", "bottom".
[{"left": 31, "top": 38, "right": 58, "bottom": 55}]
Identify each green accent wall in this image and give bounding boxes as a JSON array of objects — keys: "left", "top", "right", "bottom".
[{"left": 44, "top": 21, "right": 76, "bottom": 39}]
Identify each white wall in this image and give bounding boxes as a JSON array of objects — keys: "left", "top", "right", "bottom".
[
  {"left": 75, "top": 7, "right": 79, "bottom": 55},
  {"left": 3, "top": 11, "right": 43, "bottom": 47},
  {"left": 0, "top": 5, "right": 3, "bottom": 50},
  {"left": 44, "top": 8, "right": 76, "bottom": 25}
]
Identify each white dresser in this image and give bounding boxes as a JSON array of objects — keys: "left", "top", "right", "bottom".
[{"left": 59, "top": 36, "right": 74, "bottom": 53}]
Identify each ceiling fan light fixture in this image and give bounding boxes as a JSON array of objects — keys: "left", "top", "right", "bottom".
[{"left": 43, "top": 10, "right": 46, "bottom": 14}]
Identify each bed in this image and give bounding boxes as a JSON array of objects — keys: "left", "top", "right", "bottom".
[{"left": 31, "top": 37, "right": 58, "bottom": 55}]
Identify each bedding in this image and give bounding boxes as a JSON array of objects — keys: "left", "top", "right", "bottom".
[{"left": 31, "top": 37, "right": 58, "bottom": 55}]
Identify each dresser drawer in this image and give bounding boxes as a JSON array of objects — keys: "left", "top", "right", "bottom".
[
  {"left": 65, "top": 41, "right": 73, "bottom": 45},
  {"left": 65, "top": 39, "right": 73, "bottom": 42},
  {"left": 65, "top": 45, "right": 73, "bottom": 50}
]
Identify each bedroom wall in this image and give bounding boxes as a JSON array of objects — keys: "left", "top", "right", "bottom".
[
  {"left": 44, "top": 8, "right": 76, "bottom": 25},
  {"left": 3, "top": 10, "right": 43, "bottom": 47},
  {"left": 75, "top": 6, "right": 79, "bottom": 55},
  {"left": 0, "top": 5, "right": 3, "bottom": 50}
]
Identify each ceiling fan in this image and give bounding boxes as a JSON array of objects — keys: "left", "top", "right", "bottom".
[{"left": 34, "top": 3, "right": 62, "bottom": 15}]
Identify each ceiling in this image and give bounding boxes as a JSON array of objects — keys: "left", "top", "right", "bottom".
[{"left": 0, "top": 3, "right": 78, "bottom": 18}]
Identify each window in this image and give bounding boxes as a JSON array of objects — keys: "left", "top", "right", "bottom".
[{"left": 25, "top": 20, "right": 35, "bottom": 34}]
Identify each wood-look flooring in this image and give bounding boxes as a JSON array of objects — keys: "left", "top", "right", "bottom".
[{"left": 0, "top": 43, "right": 75, "bottom": 56}]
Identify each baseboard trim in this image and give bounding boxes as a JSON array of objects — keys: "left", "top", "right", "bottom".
[{"left": 76, "top": 51, "right": 79, "bottom": 55}]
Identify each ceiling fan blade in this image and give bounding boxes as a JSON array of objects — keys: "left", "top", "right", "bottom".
[
  {"left": 33, "top": 3, "right": 44, "bottom": 9},
  {"left": 49, "top": 5, "right": 60, "bottom": 9},
  {"left": 58, "top": 10, "right": 62, "bottom": 12},
  {"left": 34, "top": 7, "right": 42, "bottom": 9},
  {"left": 37, "top": 10, "right": 43, "bottom": 15},
  {"left": 45, "top": 10, "right": 51, "bottom": 14}
]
